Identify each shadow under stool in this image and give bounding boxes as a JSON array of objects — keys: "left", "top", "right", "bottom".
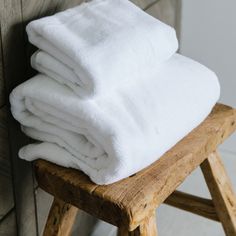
[{"left": 34, "top": 103, "right": 236, "bottom": 236}]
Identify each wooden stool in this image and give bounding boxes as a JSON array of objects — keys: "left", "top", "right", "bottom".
[{"left": 34, "top": 103, "right": 236, "bottom": 236}]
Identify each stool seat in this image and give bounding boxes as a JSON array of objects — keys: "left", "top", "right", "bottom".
[{"left": 34, "top": 103, "right": 236, "bottom": 235}]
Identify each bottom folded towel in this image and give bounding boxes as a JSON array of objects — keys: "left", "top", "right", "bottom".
[{"left": 10, "top": 54, "right": 220, "bottom": 184}]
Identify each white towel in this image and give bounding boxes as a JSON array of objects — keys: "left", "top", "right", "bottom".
[
  {"left": 26, "top": 0, "right": 178, "bottom": 98},
  {"left": 10, "top": 54, "right": 220, "bottom": 184}
]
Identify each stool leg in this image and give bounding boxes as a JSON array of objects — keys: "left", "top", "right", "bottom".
[
  {"left": 43, "top": 197, "right": 78, "bottom": 236},
  {"left": 117, "top": 212, "right": 157, "bottom": 236},
  {"left": 201, "top": 151, "right": 236, "bottom": 236}
]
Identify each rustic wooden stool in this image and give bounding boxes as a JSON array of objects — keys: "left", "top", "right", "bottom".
[{"left": 34, "top": 103, "right": 236, "bottom": 236}]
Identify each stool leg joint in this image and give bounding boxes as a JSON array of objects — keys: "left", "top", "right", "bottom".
[
  {"left": 43, "top": 197, "right": 78, "bottom": 236},
  {"left": 201, "top": 151, "right": 236, "bottom": 236},
  {"left": 117, "top": 212, "right": 158, "bottom": 236}
]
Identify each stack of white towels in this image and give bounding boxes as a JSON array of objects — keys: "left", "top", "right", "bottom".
[{"left": 10, "top": 0, "right": 220, "bottom": 185}]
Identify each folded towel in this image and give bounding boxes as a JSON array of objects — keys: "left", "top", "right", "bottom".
[
  {"left": 10, "top": 54, "right": 220, "bottom": 184},
  {"left": 26, "top": 0, "right": 178, "bottom": 98}
]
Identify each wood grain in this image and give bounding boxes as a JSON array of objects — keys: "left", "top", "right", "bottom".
[
  {"left": 0, "top": 175, "right": 14, "bottom": 221},
  {"left": 0, "top": 210, "right": 17, "bottom": 236},
  {"left": 43, "top": 198, "right": 78, "bottom": 236},
  {"left": 0, "top": 99, "right": 14, "bottom": 223},
  {"left": 0, "top": 4, "right": 15, "bottom": 231},
  {"left": 35, "top": 104, "right": 236, "bottom": 231},
  {"left": 0, "top": 0, "right": 38, "bottom": 235},
  {"left": 0, "top": 107, "right": 10, "bottom": 166},
  {"left": 164, "top": 190, "right": 219, "bottom": 221},
  {"left": 201, "top": 152, "right": 236, "bottom": 236}
]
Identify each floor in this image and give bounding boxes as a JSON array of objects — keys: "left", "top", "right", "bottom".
[{"left": 71, "top": 147, "right": 236, "bottom": 236}]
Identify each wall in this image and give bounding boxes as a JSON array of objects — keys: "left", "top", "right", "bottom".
[
  {"left": 0, "top": 1, "right": 180, "bottom": 235},
  {"left": 180, "top": 0, "right": 236, "bottom": 154},
  {"left": 0, "top": 17, "right": 17, "bottom": 236}
]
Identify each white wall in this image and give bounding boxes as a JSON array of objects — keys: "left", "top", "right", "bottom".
[{"left": 180, "top": 0, "right": 236, "bottom": 153}]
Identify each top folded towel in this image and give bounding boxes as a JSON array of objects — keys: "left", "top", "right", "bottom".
[{"left": 26, "top": 0, "right": 178, "bottom": 98}]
